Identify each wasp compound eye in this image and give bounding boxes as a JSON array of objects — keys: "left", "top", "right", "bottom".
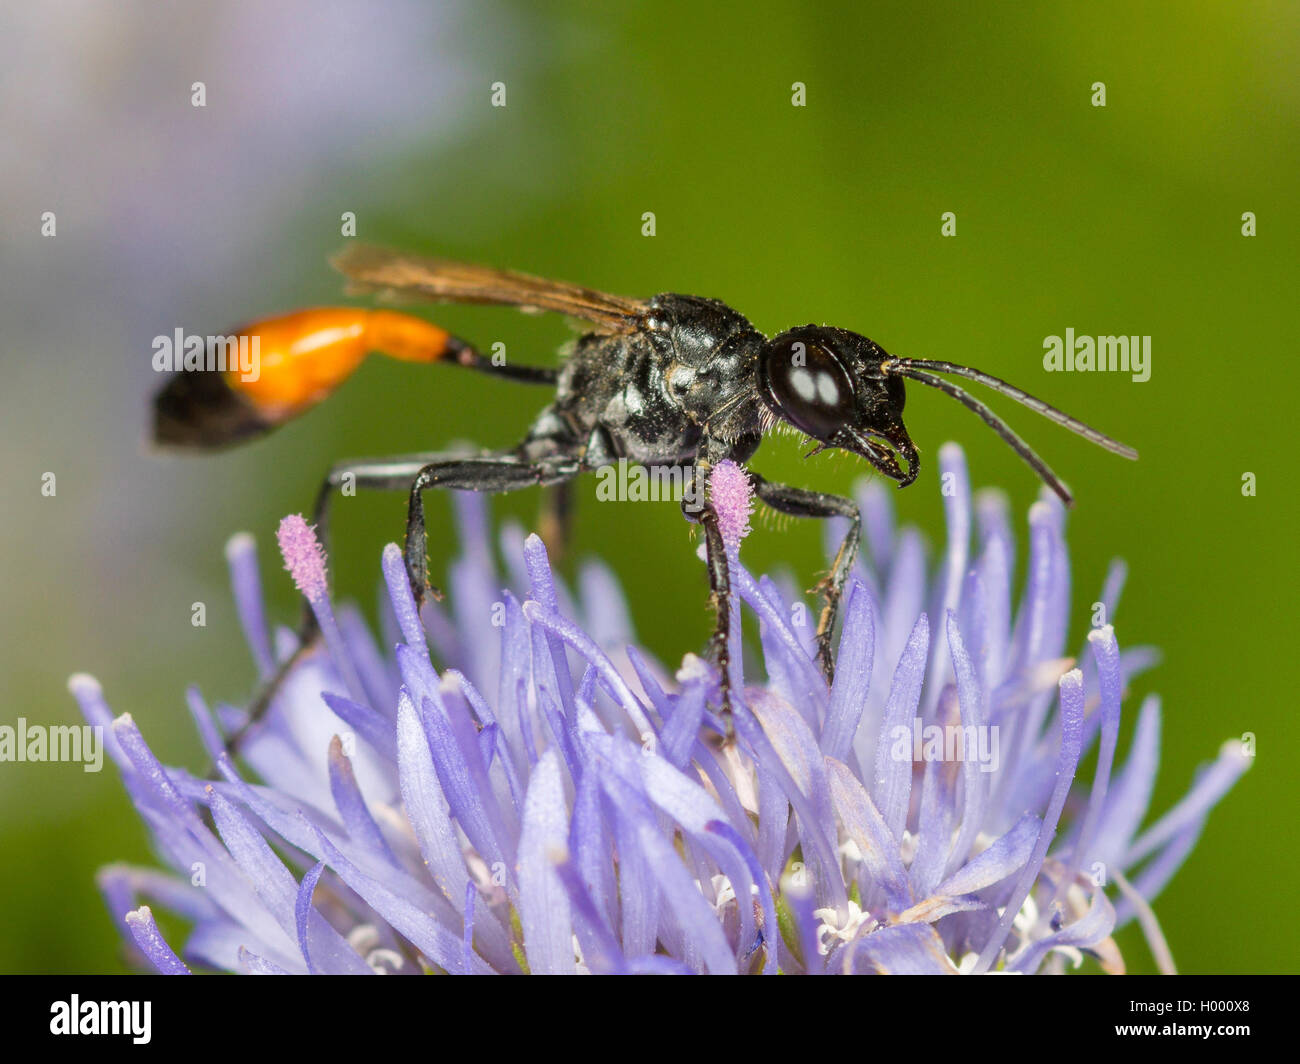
[{"left": 759, "top": 333, "right": 856, "bottom": 442}]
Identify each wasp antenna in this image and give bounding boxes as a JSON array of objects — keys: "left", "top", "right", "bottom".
[
  {"left": 889, "top": 367, "right": 1075, "bottom": 506},
  {"left": 884, "top": 358, "right": 1138, "bottom": 460}
]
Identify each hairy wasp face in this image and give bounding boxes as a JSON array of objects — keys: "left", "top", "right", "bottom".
[{"left": 758, "top": 325, "right": 918, "bottom": 486}]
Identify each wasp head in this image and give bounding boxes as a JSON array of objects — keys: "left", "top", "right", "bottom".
[{"left": 757, "top": 325, "right": 919, "bottom": 486}]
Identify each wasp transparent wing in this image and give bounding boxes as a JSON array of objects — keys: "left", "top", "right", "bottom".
[{"left": 332, "top": 244, "right": 649, "bottom": 332}]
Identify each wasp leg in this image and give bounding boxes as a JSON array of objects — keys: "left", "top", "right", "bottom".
[
  {"left": 702, "top": 506, "right": 738, "bottom": 740},
  {"left": 748, "top": 474, "right": 862, "bottom": 685},
  {"left": 404, "top": 453, "right": 581, "bottom": 610},
  {"left": 224, "top": 453, "right": 474, "bottom": 761},
  {"left": 680, "top": 474, "right": 737, "bottom": 741},
  {"left": 537, "top": 481, "right": 575, "bottom": 562},
  {"left": 455, "top": 349, "right": 559, "bottom": 386}
]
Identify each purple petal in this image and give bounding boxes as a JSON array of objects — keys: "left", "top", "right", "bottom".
[
  {"left": 1122, "top": 815, "right": 1208, "bottom": 920},
  {"left": 320, "top": 692, "right": 397, "bottom": 763},
  {"left": 337, "top": 603, "right": 397, "bottom": 716},
  {"left": 908, "top": 702, "right": 959, "bottom": 898},
  {"left": 394, "top": 692, "right": 468, "bottom": 907},
  {"left": 780, "top": 879, "right": 826, "bottom": 975},
  {"left": 570, "top": 763, "right": 615, "bottom": 928},
  {"left": 1007, "top": 501, "right": 1054, "bottom": 675},
  {"left": 973, "top": 667, "right": 1085, "bottom": 972},
  {"left": 1100, "top": 557, "right": 1128, "bottom": 620},
  {"left": 327, "top": 736, "right": 399, "bottom": 868},
  {"left": 616, "top": 811, "right": 662, "bottom": 959},
  {"left": 294, "top": 861, "right": 328, "bottom": 974},
  {"left": 225, "top": 533, "right": 275, "bottom": 680},
  {"left": 523, "top": 534, "right": 579, "bottom": 716},
  {"left": 462, "top": 880, "right": 478, "bottom": 975},
  {"left": 1058, "top": 625, "right": 1123, "bottom": 888},
  {"left": 553, "top": 855, "right": 628, "bottom": 974},
  {"left": 517, "top": 749, "right": 574, "bottom": 974},
  {"left": 660, "top": 681, "right": 708, "bottom": 769},
  {"left": 185, "top": 921, "right": 296, "bottom": 974},
  {"left": 124, "top": 906, "right": 191, "bottom": 974},
  {"left": 944, "top": 610, "right": 989, "bottom": 875},
  {"left": 922, "top": 444, "right": 970, "bottom": 717},
  {"left": 826, "top": 757, "right": 911, "bottom": 912},
  {"left": 598, "top": 761, "right": 736, "bottom": 974},
  {"left": 308, "top": 820, "right": 487, "bottom": 975},
  {"left": 67, "top": 674, "right": 128, "bottom": 771},
  {"left": 211, "top": 789, "right": 368, "bottom": 974},
  {"left": 237, "top": 945, "right": 294, "bottom": 975},
  {"left": 293, "top": 861, "right": 372, "bottom": 975},
  {"left": 934, "top": 813, "right": 1039, "bottom": 898},
  {"left": 97, "top": 865, "right": 218, "bottom": 925},
  {"left": 1008, "top": 886, "right": 1117, "bottom": 973},
  {"left": 112, "top": 716, "right": 294, "bottom": 950},
  {"left": 731, "top": 563, "right": 826, "bottom": 708},
  {"left": 857, "top": 479, "right": 895, "bottom": 574},
  {"left": 707, "top": 820, "right": 778, "bottom": 974},
  {"left": 847, "top": 923, "right": 957, "bottom": 974},
  {"left": 521, "top": 600, "right": 652, "bottom": 736},
  {"left": 184, "top": 686, "right": 226, "bottom": 766},
  {"left": 878, "top": 531, "right": 926, "bottom": 697},
  {"left": 1125, "top": 740, "right": 1252, "bottom": 866},
  {"left": 1092, "top": 695, "right": 1161, "bottom": 864},
  {"left": 578, "top": 559, "right": 635, "bottom": 650},
  {"left": 972, "top": 491, "right": 1013, "bottom": 686},
  {"left": 873, "top": 612, "right": 930, "bottom": 839},
  {"left": 743, "top": 692, "right": 846, "bottom": 913},
  {"left": 381, "top": 542, "right": 427, "bottom": 651},
  {"left": 823, "top": 578, "right": 874, "bottom": 763},
  {"left": 412, "top": 682, "right": 509, "bottom": 873},
  {"left": 492, "top": 591, "right": 535, "bottom": 770}
]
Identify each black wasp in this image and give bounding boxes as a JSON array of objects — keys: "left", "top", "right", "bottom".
[{"left": 154, "top": 245, "right": 1138, "bottom": 734}]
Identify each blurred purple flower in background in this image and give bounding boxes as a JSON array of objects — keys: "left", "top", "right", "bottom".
[
  {"left": 72, "top": 446, "right": 1249, "bottom": 973},
  {"left": 0, "top": 2, "right": 481, "bottom": 817}
]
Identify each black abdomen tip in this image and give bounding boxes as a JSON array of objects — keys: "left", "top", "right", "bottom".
[{"left": 152, "top": 370, "right": 274, "bottom": 449}]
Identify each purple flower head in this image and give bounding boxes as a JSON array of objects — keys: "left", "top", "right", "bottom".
[{"left": 75, "top": 444, "right": 1249, "bottom": 974}]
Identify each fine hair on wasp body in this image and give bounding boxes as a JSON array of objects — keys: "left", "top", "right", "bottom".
[{"left": 153, "top": 245, "right": 1137, "bottom": 743}]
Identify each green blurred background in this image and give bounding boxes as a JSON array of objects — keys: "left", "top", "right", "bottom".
[{"left": 1, "top": 0, "right": 1294, "bottom": 973}]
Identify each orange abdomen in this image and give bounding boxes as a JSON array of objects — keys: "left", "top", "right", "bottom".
[
  {"left": 231, "top": 308, "right": 452, "bottom": 419},
  {"left": 153, "top": 308, "right": 454, "bottom": 448}
]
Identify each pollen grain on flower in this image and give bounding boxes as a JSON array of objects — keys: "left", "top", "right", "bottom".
[
  {"left": 73, "top": 444, "right": 1249, "bottom": 975},
  {"left": 275, "top": 513, "right": 328, "bottom": 603},
  {"left": 709, "top": 459, "right": 754, "bottom": 551}
]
